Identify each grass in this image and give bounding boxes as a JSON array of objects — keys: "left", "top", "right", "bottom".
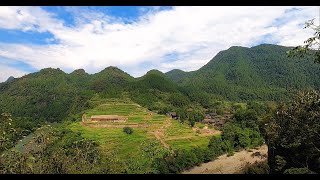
[
  {"left": 165, "top": 120, "right": 197, "bottom": 137},
  {"left": 166, "top": 136, "right": 212, "bottom": 151},
  {"left": 68, "top": 123, "right": 153, "bottom": 159},
  {"left": 67, "top": 98, "right": 219, "bottom": 171}
]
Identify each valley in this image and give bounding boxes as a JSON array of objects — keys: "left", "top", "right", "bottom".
[{"left": 0, "top": 44, "right": 319, "bottom": 174}]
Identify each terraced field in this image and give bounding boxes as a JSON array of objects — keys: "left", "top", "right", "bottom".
[{"left": 69, "top": 98, "right": 221, "bottom": 160}]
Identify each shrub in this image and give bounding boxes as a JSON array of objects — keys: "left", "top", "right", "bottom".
[
  {"left": 197, "top": 123, "right": 205, "bottom": 129},
  {"left": 283, "top": 168, "right": 316, "bottom": 174},
  {"left": 242, "top": 161, "right": 270, "bottom": 174},
  {"left": 123, "top": 127, "right": 133, "bottom": 135}
]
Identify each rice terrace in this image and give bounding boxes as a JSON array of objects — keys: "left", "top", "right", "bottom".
[{"left": 73, "top": 98, "right": 221, "bottom": 153}]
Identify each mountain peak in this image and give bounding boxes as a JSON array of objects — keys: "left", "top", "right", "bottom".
[
  {"left": 93, "top": 66, "right": 134, "bottom": 81},
  {"left": 146, "top": 69, "right": 164, "bottom": 75},
  {"left": 5, "top": 76, "right": 15, "bottom": 83},
  {"left": 103, "top": 66, "right": 121, "bottom": 71},
  {"left": 70, "top": 69, "right": 87, "bottom": 75},
  {"left": 166, "top": 69, "right": 185, "bottom": 74},
  {"left": 228, "top": 45, "right": 249, "bottom": 50},
  {"left": 39, "top": 67, "right": 65, "bottom": 75}
]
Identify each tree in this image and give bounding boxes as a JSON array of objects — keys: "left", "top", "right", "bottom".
[
  {"left": 288, "top": 19, "right": 320, "bottom": 63},
  {"left": 266, "top": 90, "right": 320, "bottom": 174},
  {"left": 233, "top": 109, "right": 259, "bottom": 129},
  {"left": 123, "top": 127, "right": 133, "bottom": 135},
  {"left": 189, "top": 118, "right": 195, "bottom": 127}
]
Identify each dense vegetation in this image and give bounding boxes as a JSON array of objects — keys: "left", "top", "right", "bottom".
[
  {"left": 0, "top": 43, "right": 319, "bottom": 174},
  {"left": 0, "top": 124, "right": 103, "bottom": 174},
  {"left": 266, "top": 90, "right": 320, "bottom": 174},
  {"left": 166, "top": 44, "right": 320, "bottom": 102},
  {"left": 151, "top": 103, "right": 266, "bottom": 174}
]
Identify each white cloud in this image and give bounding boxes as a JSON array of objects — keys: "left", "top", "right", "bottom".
[
  {"left": 0, "top": 64, "right": 28, "bottom": 82},
  {"left": 0, "top": 6, "right": 318, "bottom": 77}
]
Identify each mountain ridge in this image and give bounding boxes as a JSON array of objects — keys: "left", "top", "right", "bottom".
[{"left": 1, "top": 43, "right": 319, "bottom": 122}]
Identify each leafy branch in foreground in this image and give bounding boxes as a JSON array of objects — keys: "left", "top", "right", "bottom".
[{"left": 288, "top": 19, "right": 320, "bottom": 63}]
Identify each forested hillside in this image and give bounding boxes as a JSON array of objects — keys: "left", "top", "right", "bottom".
[
  {"left": 166, "top": 44, "right": 320, "bottom": 101},
  {"left": 1, "top": 44, "right": 319, "bottom": 125},
  {"left": 0, "top": 67, "right": 185, "bottom": 124}
]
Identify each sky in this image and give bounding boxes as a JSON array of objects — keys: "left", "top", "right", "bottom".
[{"left": 0, "top": 6, "right": 319, "bottom": 82}]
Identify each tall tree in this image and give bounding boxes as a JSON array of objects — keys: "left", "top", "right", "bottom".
[{"left": 266, "top": 90, "right": 320, "bottom": 174}]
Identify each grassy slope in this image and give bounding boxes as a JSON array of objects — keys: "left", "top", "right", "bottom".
[{"left": 68, "top": 98, "right": 218, "bottom": 162}]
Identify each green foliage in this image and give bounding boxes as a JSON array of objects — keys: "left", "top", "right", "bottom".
[
  {"left": 189, "top": 119, "right": 195, "bottom": 127},
  {"left": 222, "top": 123, "right": 264, "bottom": 150},
  {"left": 175, "top": 107, "right": 204, "bottom": 127},
  {"left": 283, "top": 168, "right": 316, "bottom": 174},
  {"left": 155, "top": 148, "right": 206, "bottom": 174},
  {"left": 233, "top": 109, "right": 259, "bottom": 129},
  {"left": 0, "top": 68, "right": 93, "bottom": 123},
  {"left": 208, "top": 136, "right": 230, "bottom": 156},
  {"left": 242, "top": 161, "right": 270, "bottom": 174},
  {"left": 155, "top": 127, "right": 262, "bottom": 174},
  {"left": 123, "top": 127, "right": 133, "bottom": 135},
  {"left": 166, "top": 44, "right": 320, "bottom": 102},
  {"left": 287, "top": 19, "right": 320, "bottom": 64},
  {"left": 0, "top": 113, "right": 39, "bottom": 153},
  {"left": 0, "top": 125, "right": 103, "bottom": 174},
  {"left": 266, "top": 90, "right": 320, "bottom": 174},
  {"left": 0, "top": 113, "right": 15, "bottom": 152},
  {"left": 169, "top": 93, "right": 190, "bottom": 107}
]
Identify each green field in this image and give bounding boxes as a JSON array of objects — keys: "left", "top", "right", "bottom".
[{"left": 67, "top": 98, "right": 220, "bottom": 172}]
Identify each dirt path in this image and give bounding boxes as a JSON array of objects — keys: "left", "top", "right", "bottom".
[
  {"left": 154, "top": 131, "right": 170, "bottom": 149},
  {"left": 152, "top": 117, "right": 172, "bottom": 149},
  {"left": 182, "top": 145, "right": 268, "bottom": 174}
]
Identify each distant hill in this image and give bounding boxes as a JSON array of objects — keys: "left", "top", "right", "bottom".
[
  {"left": 135, "top": 69, "right": 179, "bottom": 92},
  {"left": 5, "top": 76, "right": 15, "bottom": 83},
  {"left": 0, "top": 66, "right": 185, "bottom": 122},
  {"left": 165, "top": 44, "right": 320, "bottom": 101},
  {"left": 165, "top": 69, "right": 194, "bottom": 84}
]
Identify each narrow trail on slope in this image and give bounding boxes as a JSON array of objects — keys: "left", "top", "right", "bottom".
[
  {"left": 152, "top": 117, "right": 172, "bottom": 149},
  {"left": 182, "top": 145, "right": 268, "bottom": 174}
]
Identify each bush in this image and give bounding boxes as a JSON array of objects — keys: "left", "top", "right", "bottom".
[
  {"left": 242, "top": 161, "right": 270, "bottom": 174},
  {"left": 283, "top": 168, "right": 316, "bottom": 174},
  {"left": 123, "top": 127, "right": 133, "bottom": 135}
]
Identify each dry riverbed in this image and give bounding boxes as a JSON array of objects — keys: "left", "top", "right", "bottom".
[{"left": 183, "top": 144, "right": 268, "bottom": 174}]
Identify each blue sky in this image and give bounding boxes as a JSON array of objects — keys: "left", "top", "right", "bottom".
[{"left": 0, "top": 6, "right": 318, "bottom": 82}]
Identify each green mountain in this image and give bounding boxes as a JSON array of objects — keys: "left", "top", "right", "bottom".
[
  {"left": 90, "top": 66, "right": 135, "bottom": 94},
  {"left": 5, "top": 76, "right": 15, "bottom": 83},
  {"left": 135, "top": 69, "right": 179, "bottom": 93},
  {"left": 165, "top": 69, "right": 194, "bottom": 84},
  {"left": 1, "top": 44, "right": 319, "bottom": 123},
  {"left": 166, "top": 44, "right": 320, "bottom": 101},
  {"left": 0, "top": 68, "right": 91, "bottom": 122},
  {"left": 0, "top": 67, "right": 184, "bottom": 122}
]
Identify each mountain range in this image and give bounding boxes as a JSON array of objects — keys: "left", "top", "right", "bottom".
[{"left": 1, "top": 44, "right": 319, "bottom": 122}]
